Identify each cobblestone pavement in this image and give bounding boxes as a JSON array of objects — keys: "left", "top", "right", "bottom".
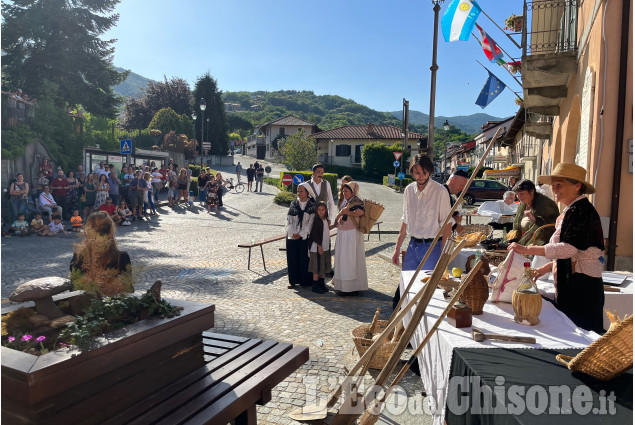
[{"left": 1, "top": 157, "right": 491, "bottom": 424}]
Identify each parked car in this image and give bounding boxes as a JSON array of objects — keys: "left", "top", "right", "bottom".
[{"left": 463, "top": 179, "right": 508, "bottom": 205}]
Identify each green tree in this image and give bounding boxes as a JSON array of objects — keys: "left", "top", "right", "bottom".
[
  {"left": 192, "top": 72, "right": 228, "bottom": 155},
  {"left": 278, "top": 131, "right": 317, "bottom": 171},
  {"left": 1, "top": 0, "right": 127, "bottom": 118},
  {"left": 361, "top": 142, "right": 395, "bottom": 177},
  {"left": 147, "top": 108, "right": 193, "bottom": 138}
]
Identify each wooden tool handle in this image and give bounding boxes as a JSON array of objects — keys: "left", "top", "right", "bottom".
[
  {"left": 604, "top": 285, "right": 621, "bottom": 292},
  {"left": 370, "top": 308, "right": 381, "bottom": 333},
  {"left": 485, "top": 334, "right": 536, "bottom": 344}
]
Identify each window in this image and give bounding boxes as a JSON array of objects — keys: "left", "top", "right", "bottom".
[
  {"left": 472, "top": 181, "right": 486, "bottom": 189},
  {"left": 335, "top": 145, "right": 351, "bottom": 156},
  {"left": 279, "top": 128, "right": 285, "bottom": 136}
]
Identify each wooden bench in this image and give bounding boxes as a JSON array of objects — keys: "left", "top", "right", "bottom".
[
  {"left": 238, "top": 233, "right": 287, "bottom": 271},
  {"left": 366, "top": 220, "right": 383, "bottom": 241},
  {"left": 277, "top": 227, "right": 338, "bottom": 252},
  {"left": 105, "top": 331, "right": 309, "bottom": 425}
]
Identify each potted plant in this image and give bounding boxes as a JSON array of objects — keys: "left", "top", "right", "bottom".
[
  {"left": 505, "top": 14, "right": 524, "bottom": 32},
  {"left": 515, "top": 97, "right": 524, "bottom": 107}
]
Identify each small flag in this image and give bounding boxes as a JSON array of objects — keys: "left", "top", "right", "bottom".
[
  {"left": 475, "top": 23, "right": 503, "bottom": 63},
  {"left": 442, "top": 0, "right": 482, "bottom": 42},
  {"left": 475, "top": 71, "right": 506, "bottom": 108}
]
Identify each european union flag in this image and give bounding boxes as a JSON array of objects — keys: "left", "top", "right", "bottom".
[{"left": 475, "top": 71, "right": 506, "bottom": 108}]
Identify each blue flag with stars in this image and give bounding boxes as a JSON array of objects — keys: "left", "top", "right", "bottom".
[{"left": 475, "top": 70, "right": 506, "bottom": 108}]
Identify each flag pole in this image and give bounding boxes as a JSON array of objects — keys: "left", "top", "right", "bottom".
[
  {"left": 472, "top": 34, "right": 523, "bottom": 88},
  {"left": 475, "top": 60, "right": 523, "bottom": 101},
  {"left": 479, "top": 8, "right": 522, "bottom": 49}
]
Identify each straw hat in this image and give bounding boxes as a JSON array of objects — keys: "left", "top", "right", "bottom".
[{"left": 539, "top": 163, "right": 595, "bottom": 194}]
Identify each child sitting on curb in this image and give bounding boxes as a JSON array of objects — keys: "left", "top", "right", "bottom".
[
  {"left": 117, "top": 201, "right": 133, "bottom": 226},
  {"left": 30, "top": 212, "right": 47, "bottom": 236},
  {"left": 11, "top": 213, "right": 30, "bottom": 237},
  {"left": 70, "top": 210, "right": 83, "bottom": 232},
  {"left": 45, "top": 215, "right": 66, "bottom": 236}
]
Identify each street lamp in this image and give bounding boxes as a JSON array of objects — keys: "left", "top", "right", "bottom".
[
  {"left": 443, "top": 119, "right": 450, "bottom": 176},
  {"left": 428, "top": 1, "right": 445, "bottom": 155},
  {"left": 199, "top": 98, "right": 206, "bottom": 167}
]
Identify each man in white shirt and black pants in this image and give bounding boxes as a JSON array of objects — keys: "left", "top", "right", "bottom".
[{"left": 392, "top": 154, "right": 452, "bottom": 307}]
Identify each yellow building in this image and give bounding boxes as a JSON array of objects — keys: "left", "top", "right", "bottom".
[{"left": 521, "top": 0, "right": 632, "bottom": 270}]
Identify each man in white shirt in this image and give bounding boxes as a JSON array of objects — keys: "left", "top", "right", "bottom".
[
  {"left": 306, "top": 164, "right": 337, "bottom": 220},
  {"left": 392, "top": 154, "right": 452, "bottom": 272}
]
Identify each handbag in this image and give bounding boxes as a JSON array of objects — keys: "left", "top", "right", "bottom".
[{"left": 489, "top": 250, "right": 530, "bottom": 303}]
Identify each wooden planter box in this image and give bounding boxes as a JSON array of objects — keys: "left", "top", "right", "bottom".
[{"left": 1, "top": 298, "right": 215, "bottom": 425}]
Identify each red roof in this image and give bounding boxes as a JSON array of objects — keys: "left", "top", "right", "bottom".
[{"left": 312, "top": 124, "right": 424, "bottom": 140}]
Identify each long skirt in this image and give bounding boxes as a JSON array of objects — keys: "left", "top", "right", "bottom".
[
  {"left": 286, "top": 238, "right": 311, "bottom": 286},
  {"left": 332, "top": 229, "right": 368, "bottom": 292},
  {"left": 556, "top": 273, "right": 605, "bottom": 334}
]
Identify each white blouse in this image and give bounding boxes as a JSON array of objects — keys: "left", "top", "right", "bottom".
[{"left": 286, "top": 201, "right": 315, "bottom": 240}]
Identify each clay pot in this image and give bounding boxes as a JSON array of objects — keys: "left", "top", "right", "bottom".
[{"left": 512, "top": 289, "right": 542, "bottom": 325}]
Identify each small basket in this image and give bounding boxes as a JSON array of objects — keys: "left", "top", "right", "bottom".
[
  {"left": 351, "top": 320, "right": 404, "bottom": 370},
  {"left": 483, "top": 250, "right": 509, "bottom": 266},
  {"left": 556, "top": 311, "right": 633, "bottom": 381}
]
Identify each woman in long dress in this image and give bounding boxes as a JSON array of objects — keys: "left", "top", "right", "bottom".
[
  {"left": 332, "top": 181, "right": 367, "bottom": 295},
  {"left": 285, "top": 183, "right": 316, "bottom": 288}
]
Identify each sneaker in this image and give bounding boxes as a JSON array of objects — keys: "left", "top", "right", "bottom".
[{"left": 122, "top": 221, "right": 131, "bottom": 226}]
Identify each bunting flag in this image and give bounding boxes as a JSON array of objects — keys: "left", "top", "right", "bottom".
[
  {"left": 475, "top": 23, "right": 503, "bottom": 63},
  {"left": 475, "top": 70, "right": 506, "bottom": 108},
  {"left": 442, "top": 0, "right": 482, "bottom": 42}
]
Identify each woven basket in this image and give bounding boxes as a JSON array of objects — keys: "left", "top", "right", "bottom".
[
  {"left": 457, "top": 224, "right": 493, "bottom": 247},
  {"left": 351, "top": 320, "right": 404, "bottom": 370},
  {"left": 483, "top": 250, "right": 508, "bottom": 266},
  {"left": 556, "top": 311, "right": 633, "bottom": 381}
]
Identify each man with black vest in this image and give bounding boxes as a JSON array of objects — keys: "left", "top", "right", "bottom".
[{"left": 307, "top": 164, "right": 337, "bottom": 219}]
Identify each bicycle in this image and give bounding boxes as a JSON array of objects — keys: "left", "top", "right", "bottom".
[{"left": 226, "top": 178, "right": 245, "bottom": 193}]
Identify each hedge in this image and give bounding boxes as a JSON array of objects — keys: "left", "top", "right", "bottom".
[
  {"left": 320, "top": 164, "right": 382, "bottom": 183},
  {"left": 383, "top": 175, "right": 414, "bottom": 189},
  {"left": 278, "top": 171, "right": 337, "bottom": 195}
]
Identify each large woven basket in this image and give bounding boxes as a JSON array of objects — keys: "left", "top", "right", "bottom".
[
  {"left": 556, "top": 311, "right": 633, "bottom": 381},
  {"left": 457, "top": 224, "right": 493, "bottom": 247},
  {"left": 483, "top": 250, "right": 508, "bottom": 266},
  {"left": 351, "top": 320, "right": 404, "bottom": 370}
]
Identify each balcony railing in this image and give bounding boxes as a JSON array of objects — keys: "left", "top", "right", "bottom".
[{"left": 522, "top": 0, "right": 578, "bottom": 56}]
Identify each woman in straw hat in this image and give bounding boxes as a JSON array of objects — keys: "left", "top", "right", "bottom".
[{"left": 508, "top": 163, "right": 605, "bottom": 333}]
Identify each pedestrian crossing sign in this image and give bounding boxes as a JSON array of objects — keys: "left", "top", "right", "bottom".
[{"left": 120, "top": 139, "right": 132, "bottom": 155}]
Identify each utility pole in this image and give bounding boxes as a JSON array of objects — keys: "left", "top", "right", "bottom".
[
  {"left": 400, "top": 99, "right": 409, "bottom": 192},
  {"left": 428, "top": 1, "right": 443, "bottom": 155}
]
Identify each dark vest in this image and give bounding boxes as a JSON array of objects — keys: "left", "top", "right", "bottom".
[{"left": 308, "top": 180, "right": 328, "bottom": 204}]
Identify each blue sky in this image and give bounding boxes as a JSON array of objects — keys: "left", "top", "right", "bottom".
[{"left": 105, "top": 0, "right": 524, "bottom": 118}]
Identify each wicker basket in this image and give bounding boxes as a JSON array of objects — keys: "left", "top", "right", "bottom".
[
  {"left": 457, "top": 224, "right": 493, "bottom": 247},
  {"left": 483, "top": 250, "right": 509, "bottom": 266},
  {"left": 556, "top": 311, "right": 633, "bottom": 381},
  {"left": 351, "top": 320, "right": 404, "bottom": 370}
]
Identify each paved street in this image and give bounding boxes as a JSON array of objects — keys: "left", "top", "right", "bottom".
[{"left": 1, "top": 157, "right": 490, "bottom": 424}]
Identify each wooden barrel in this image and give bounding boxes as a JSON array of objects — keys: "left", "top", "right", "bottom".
[{"left": 512, "top": 289, "right": 542, "bottom": 326}]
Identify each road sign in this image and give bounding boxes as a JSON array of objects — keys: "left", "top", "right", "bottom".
[
  {"left": 397, "top": 172, "right": 406, "bottom": 180},
  {"left": 230, "top": 141, "right": 235, "bottom": 146},
  {"left": 387, "top": 174, "right": 395, "bottom": 186},
  {"left": 457, "top": 165, "right": 470, "bottom": 171},
  {"left": 120, "top": 139, "right": 132, "bottom": 155},
  {"left": 393, "top": 160, "right": 401, "bottom": 168},
  {"left": 293, "top": 174, "right": 304, "bottom": 185},
  {"left": 393, "top": 152, "right": 403, "bottom": 161},
  {"left": 282, "top": 174, "right": 293, "bottom": 186},
  {"left": 202, "top": 142, "right": 211, "bottom": 150}
]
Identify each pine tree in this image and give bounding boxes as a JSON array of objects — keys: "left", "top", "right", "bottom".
[
  {"left": 1, "top": 0, "right": 127, "bottom": 118},
  {"left": 192, "top": 72, "right": 229, "bottom": 155}
]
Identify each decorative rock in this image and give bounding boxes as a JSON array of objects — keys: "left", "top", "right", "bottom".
[
  {"left": 9, "top": 277, "right": 72, "bottom": 319},
  {"left": 49, "top": 315, "right": 76, "bottom": 329},
  {"left": 28, "top": 315, "right": 51, "bottom": 327},
  {"left": 147, "top": 280, "right": 162, "bottom": 302}
]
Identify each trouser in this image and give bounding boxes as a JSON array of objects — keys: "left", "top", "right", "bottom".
[
  {"left": 54, "top": 195, "right": 67, "bottom": 218},
  {"left": 10, "top": 199, "right": 26, "bottom": 221},
  {"left": 217, "top": 187, "right": 223, "bottom": 206},
  {"left": 198, "top": 188, "right": 207, "bottom": 203},
  {"left": 109, "top": 194, "right": 119, "bottom": 206},
  {"left": 255, "top": 176, "right": 264, "bottom": 191},
  {"left": 41, "top": 205, "right": 63, "bottom": 221},
  {"left": 393, "top": 238, "right": 443, "bottom": 310}
]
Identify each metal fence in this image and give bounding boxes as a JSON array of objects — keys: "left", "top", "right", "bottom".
[{"left": 523, "top": 0, "right": 577, "bottom": 55}]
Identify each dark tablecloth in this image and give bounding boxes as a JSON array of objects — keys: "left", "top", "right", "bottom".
[{"left": 446, "top": 347, "right": 632, "bottom": 425}]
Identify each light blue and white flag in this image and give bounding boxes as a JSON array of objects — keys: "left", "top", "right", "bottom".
[{"left": 442, "top": 0, "right": 482, "bottom": 42}]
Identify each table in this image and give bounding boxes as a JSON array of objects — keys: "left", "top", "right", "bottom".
[
  {"left": 446, "top": 347, "right": 633, "bottom": 425},
  {"left": 537, "top": 272, "right": 633, "bottom": 330},
  {"left": 464, "top": 213, "right": 514, "bottom": 225},
  {"left": 399, "top": 270, "right": 601, "bottom": 425}
]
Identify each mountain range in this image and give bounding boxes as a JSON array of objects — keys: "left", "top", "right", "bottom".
[{"left": 112, "top": 67, "right": 506, "bottom": 134}]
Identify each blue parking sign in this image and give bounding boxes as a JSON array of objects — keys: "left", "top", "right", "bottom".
[
  {"left": 393, "top": 160, "right": 401, "bottom": 168},
  {"left": 397, "top": 172, "right": 406, "bottom": 180},
  {"left": 120, "top": 139, "right": 132, "bottom": 155},
  {"left": 293, "top": 174, "right": 304, "bottom": 185}
]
